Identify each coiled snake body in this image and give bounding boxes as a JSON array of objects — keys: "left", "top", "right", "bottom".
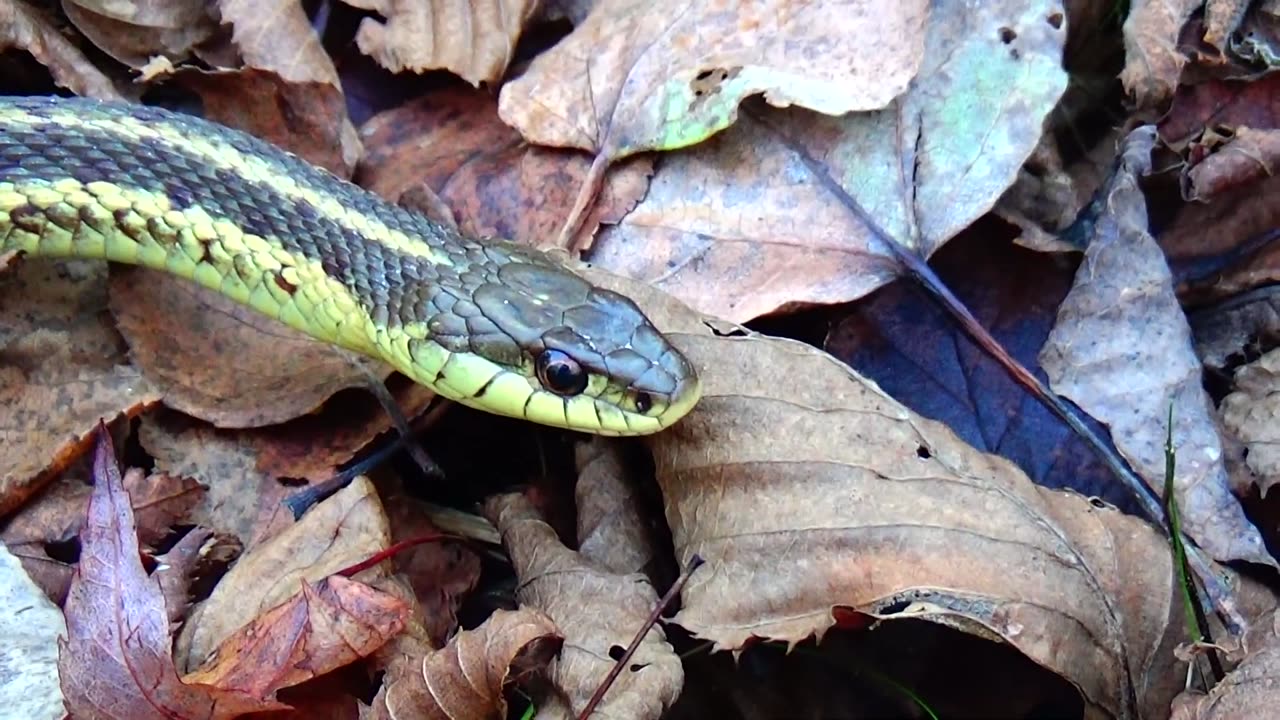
[{"left": 0, "top": 96, "right": 700, "bottom": 435}]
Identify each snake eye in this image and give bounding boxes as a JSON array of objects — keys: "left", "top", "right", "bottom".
[
  {"left": 536, "top": 349, "right": 588, "bottom": 396},
  {"left": 634, "top": 392, "right": 653, "bottom": 414}
]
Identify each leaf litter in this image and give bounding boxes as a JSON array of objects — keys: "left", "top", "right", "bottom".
[{"left": 7, "top": 0, "right": 1280, "bottom": 716}]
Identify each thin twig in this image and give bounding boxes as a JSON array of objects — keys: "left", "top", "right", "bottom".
[{"left": 576, "top": 555, "right": 705, "bottom": 720}]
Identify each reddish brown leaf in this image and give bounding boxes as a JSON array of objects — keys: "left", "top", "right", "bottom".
[
  {"left": 58, "top": 425, "right": 286, "bottom": 719},
  {"left": 1119, "top": 0, "right": 1201, "bottom": 108},
  {"left": 357, "top": 88, "right": 652, "bottom": 252},
  {"left": 183, "top": 575, "right": 408, "bottom": 700},
  {"left": 175, "top": 475, "right": 392, "bottom": 673}
]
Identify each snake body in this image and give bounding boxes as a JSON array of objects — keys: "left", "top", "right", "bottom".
[{"left": 0, "top": 96, "right": 700, "bottom": 435}]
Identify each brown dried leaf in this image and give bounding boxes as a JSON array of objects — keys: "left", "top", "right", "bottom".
[
  {"left": 0, "top": 259, "right": 161, "bottom": 516},
  {"left": 374, "top": 607, "right": 561, "bottom": 720},
  {"left": 1203, "top": 0, "right": 1250, "bottom": 49},
  {"left": 381, "top": 490, "right": 482, "bottom": 646},
  {"left": 176, "top": 475, "right": 391, "bottom": 673},
  {"left": 209, "top": 0, "right": 360, "bottom": 175},
  {"left": 574, "top": 268, "right": 1187, "bottom": 719},
  {"left": 172, "top": 68, "right": 361, "bottom": 177},
  {"left": 1040, "top": 127, "right": 1272, "bottom": 566},
  {"left": 58, "top": 426, "right": 286, "bottom": 719},
  {"left": 1186, "top": 127, "right": 1280, "bottom": 201},
  {"left": 575, "top": 438, "right": 661, "bottom": 575},
  {"left": 112, "top": 267, "right": 389, "bottom": 429},
  {"left": 0, "top": 0, "right": 122, "bottom": 100},
  {"left": 62, "top": 0, "right": 216, "bottom": 68},
  {"left": 357, "top": 89, "right": 652, "bottom": 252},
  {"left": 184, "top": 575, "right": 409, "bottom": 700},
  {"left": 589, "top": 0, "right": 1067, "bottom": 321},
  {"left": 1172, "top": 608, "right": 1280, "bottom": 719},
  {"left": 153, "top": 527, "right": 237, "bottom": 626},
  {"left": 344, "top": 0, "right": 538, "bottom": 86},
  {"left": 484, "top": 493, "right": 683, "bottom": 720},
  {"left": 0, "top": 541, "right": 65, "bottom": 720},
  {"left": 1221, "top": 348, "right": 1280, "bottom": 496},
  {"left": 1120, "top": 0, "right": 1201, "bottom": 108},
  {"left": 140, "top": 411, "right": 291, "bottom": 545},
  {"left": 498, "top": 0, "right": 929, "bottom": 158}
]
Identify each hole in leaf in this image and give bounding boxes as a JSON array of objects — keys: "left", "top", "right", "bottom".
[
  {"left": 916, "top": 445, "right": 931, "bottom": 459},
  {"left": 608, "top": 645, "right": 625, "bottom": 661},
  {"left": 1047, "top": 12, "right": 1063, "bottom": 29},
  {"left": 998, "top": 26, "right": 1017, "bottom": 43}
]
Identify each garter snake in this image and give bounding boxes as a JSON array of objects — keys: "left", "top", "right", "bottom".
[{"left": 0, "top": 96, "right": 701, "bottom": 435}]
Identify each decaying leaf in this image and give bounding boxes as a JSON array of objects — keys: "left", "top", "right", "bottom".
[
  {"left": 0, "top": 0, "right": 122, "bottom": 99},
  {"left": 575, "top": 438, "right": 663, "bottom": 575},
  {"left": 1221, "top": 347, "right": 1280, "bottom": 497},
  {"left": 589, "top": 0, "right": 1068, "bottom": 321},
  {"left": 2, "top": 466, "right": 204, "bottom": 602},
  {"left": 1185, "top": 127, "right": 1280, "bottom": 201},
  {"left": 571, "top": 265, "right": 1190, "bottom": 718},
  {"left": 175, "top": 474, "right": 392, "bottom": 672},
  {"left": 62, "top": 0, "right": 216, "bottom": 68},
  {"left": 112, "top": 266, "right": 391, "bottom": 429},
  {"left": 58, "top": 426, "right": 286, "bottom": 719},
  {"left": 183, "top": 575, "right": 409, "bottom": 701},
  {"left": 357, "top": 88, "right": 653, "bottom": 252},
  {"left": 1120, "top": 0, "right": 1201, "bottom": 108},
  {"left": 344, "top": 0, "right": 539, "bottom": 86},
  {"left": 1171, "top": 608, "right": 1280, "bottom": 719},
  {"left": 209, "top": 0, "right": 360, "bottom": 176},
  {"left": 140, "top": 411, "right": 293, "bottom": 546},
  {"left": 0, "top": 259, "right": 161, "bottom": 516},
  {"left": 0, "top": 540, "right": 65, "bottom": 720},
  {"left": 499, "top": 0, "right": 929, "bottom": 159},
  {"left": 485, "top": 493, "right": 683, "bottom": 720},
  {"left": 372, "top": 607, "right": 561, "bottom": 720},
  {"left": 1040, "top": 127, "right": 1272, "bottom": 567}
]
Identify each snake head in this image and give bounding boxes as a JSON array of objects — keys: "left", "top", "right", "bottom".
[{"left": 415, "top": 254, "right": 702, "bottom": 435}]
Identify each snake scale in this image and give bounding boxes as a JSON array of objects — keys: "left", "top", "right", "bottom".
[{"left": 0, "top": 96, "right": 701, "bottom": 435}]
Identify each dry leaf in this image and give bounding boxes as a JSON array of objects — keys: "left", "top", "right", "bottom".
[
  {"left": 62, "top": 0, "right": 216, "bottom": 68},
  {"left": 176, "top": 475, "right": 392, "bottom": 672},
  {"left": 0, "top": 0, "right": 122, "bottom": 100},
  {"left": 357, "top": 88, "right": 653, "bottom": 252},
  {"left": 153, "top": 527, "right": 239, "bottom": 626},
  {"left": 0, "top": 259, "right": 161, "bottom": 516},
  {"left": 0, "top": 540, "right": 66, "bottom": 720},
  {"left": 211, "top": 0, "right": 360, "bottom": 175},
  {"left": 1221, "top": 347, "right": 1280, "bottom": 496},
  {"left": 1040, "top": 127, "right": 1272, "bottom": 567},
  {"left": 1203, "top": 0, "right": 1250, "bottom": 49},
  {"left": 572, "top": 265, "right": 1190, "bottom": 719},
  {"left": 1186, "top": 127, "right": 1280, "bottom": 201},
  {"left": 1171, "top": 608, "right": 1280, "bottom": 719},
  {"left": 140, "top": 411, "right": 293, "bottom": 545},
  {"left": 58, "top": 426, "right": 286, "bottom": 719},
  {"left": 499, "top": 0, "right": 929, "bottom": 159},
  {"left": 575, "top": 438, "right": 662, "bottom": 575},
  {"left": 1120, "top": 0, "right": 1201, "bottom": 108},
  {"left": 172, "top": 68, "right": 361, "bottom": 178},
  {"left": 184, "top": 575, "right": 409, "bottom": 700},
  {"left": 589, "top": 0, "right": 1067, "bottom": 321},
  {"left": 372, "top": 607, "right": 561, "bottom": 720},
  {"left": 485, "top": 493, "right": 683, "bottom": 720},
  {"left": 112, "top": 266, "right": 390, "bottom": 429},
  {"left": 344, "top": 0, "right": 538, "bottom": 86}
]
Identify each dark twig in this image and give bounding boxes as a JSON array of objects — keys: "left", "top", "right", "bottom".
[{"left": 576, "top": 555, "right": 705, "bottom": 720}]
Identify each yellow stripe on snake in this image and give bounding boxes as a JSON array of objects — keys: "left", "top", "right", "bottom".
[{"left": 0, "top": 96, "right": 700, "bottom": 435}]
